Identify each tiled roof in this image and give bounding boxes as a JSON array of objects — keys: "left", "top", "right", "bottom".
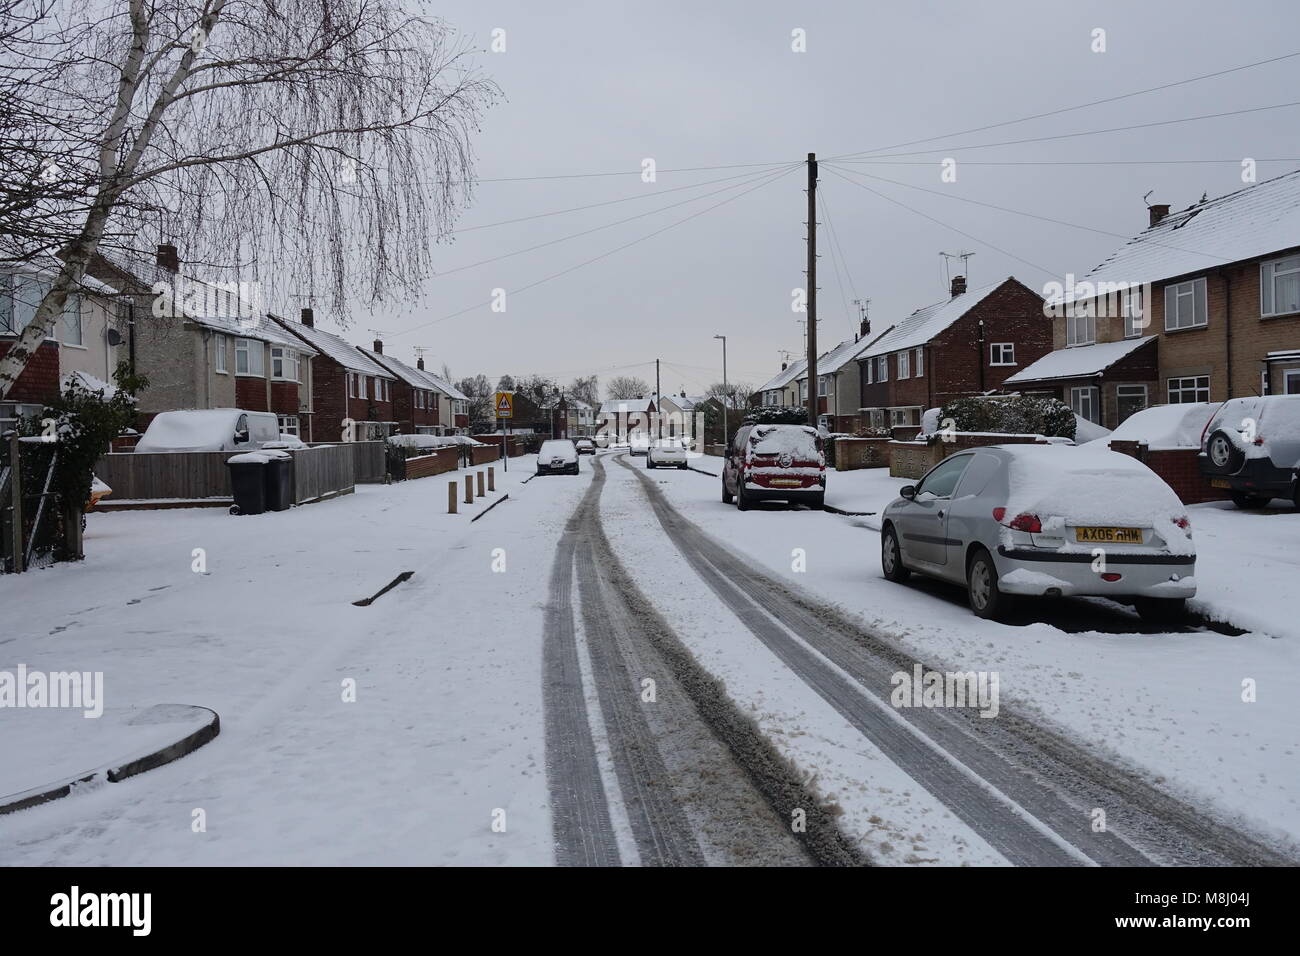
[
  {"left": 271, "top": 318, "right": 391, "bottom": 376},
  {"left": 858, "top": 280, "right": 1005, "bottom": 358},
  {"left": 358, "top": 348, "right": 467, "bottom": 399},
  {"left": 757, "top": 358, "right": 806, "bottom": 393}
]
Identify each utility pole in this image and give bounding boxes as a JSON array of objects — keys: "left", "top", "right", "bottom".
[
  {"left": 655, "top": 357, "right": 661, "bottom": 440},
  {"left": 714, "top": 335, "right": 727, "bottom": 447},
  {"left": 805, "top": 152, "right": 818, "bottom": 429}
]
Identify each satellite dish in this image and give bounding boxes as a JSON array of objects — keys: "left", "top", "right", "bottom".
[{"left": 106, "top": 328, "right": 122, "bottom": 346}]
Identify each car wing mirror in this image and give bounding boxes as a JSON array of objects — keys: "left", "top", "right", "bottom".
[
  {"left": 900, "top": 485, "right": 916, "bottom": 500},
  {"left": 233, "top": 428, "right": 250, "bottom": 444}
]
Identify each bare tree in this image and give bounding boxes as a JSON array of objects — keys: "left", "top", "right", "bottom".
[
  {"left": 605, "top": 375, "right": 651, "bottom": 400},
  {"left": 706, "top": 380, "right": 754, "bottom": 409},
  {"left": 0, "top": 0, "right": 497, "bottom": 399},
  {"left": 567, "top": 374, "right": 599, "bottom": 407}
]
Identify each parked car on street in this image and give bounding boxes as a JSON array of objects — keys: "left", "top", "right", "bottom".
[
  {"left": 647, "top": 438, "right": 687, "bottom": 470},
  {"left": 880, "top": 445, "right": 1196, "bottom": 623},
  {"left": 135, "top": 409, "right": 281, "bottom": 453},
  {"left": 721, "top": 424, "right": 826, "bottom": 510},
  {"left": 575, "top": 438, "right": 596, "bottom": 455},
  {"left": 1198, "top": 396, "right": 1300, "bottom": 508},
  {"left": 536, "top": 439, "right": 580, "bottom": 476},
  {"left": 628, "top": 433, "right": 650, "bottom": 456}
]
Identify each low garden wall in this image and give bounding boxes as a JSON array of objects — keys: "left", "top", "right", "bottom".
[
  {"left": 888, "top": 433, "right": 1048, "bottom": 480},
  {"left": 402, "top": 447, "right": 460, "bottom": 481},
  {"left": 833, "top": 437, "right": 892, "bottom": 471},
  {"left": 1107, "top": 440, "right": 1231, "bottom": 505}
]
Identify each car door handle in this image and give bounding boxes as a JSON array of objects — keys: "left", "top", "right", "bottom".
[{"left": 936, "top": 510, "right": 946, "bottom": 518}]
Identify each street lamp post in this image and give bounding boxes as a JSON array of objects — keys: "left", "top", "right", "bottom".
[{"left": 714, "top": 334, "right": 727, "bottom": 450}]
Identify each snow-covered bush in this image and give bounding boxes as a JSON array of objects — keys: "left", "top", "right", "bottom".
[
  {"left": 939, "top": 395, "right": 1076, "bottom": 440},
  {"left": 743, "top": 405, "right": 809, "bottom": 426}
]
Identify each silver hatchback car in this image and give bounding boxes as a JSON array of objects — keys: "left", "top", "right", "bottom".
[{"left": 880, "top": 444, "right": 1196, "bottom": 623}]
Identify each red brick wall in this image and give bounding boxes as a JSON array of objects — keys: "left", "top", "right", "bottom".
[
  {"left": 404, "top": 447, "right": 458, "bottom": 479},
  {"left": 1107, "top": 440, "right": 1231, "bottom": 505},
  {"left": 269, "top": 381, "right": 300, "bottom": 416},
  {"left": 235, "top": 375, "right": 268, "bottom": 411},
  {"left": 0, "top": 339, "right": 60, "bottom": 404}
]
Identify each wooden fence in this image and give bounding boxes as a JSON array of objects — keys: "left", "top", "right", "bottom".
[
  {"left": 292, "top": 444, "right": 356, "bottom": 503},
  {"left": 95, "top": 446, "right": 356, "bottom": 505},
  {"left": 309, "top": 441, "right": 386, "bottom": 483}
]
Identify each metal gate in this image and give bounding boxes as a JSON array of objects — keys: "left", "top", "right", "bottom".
[{"left": 1, "top": 433, "right": 66, "bottom": 573}]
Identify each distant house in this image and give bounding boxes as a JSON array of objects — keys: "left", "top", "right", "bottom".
[
  {"left": 857, "top": 276, "right": 1051, "bottom": 430},
  {"left": 360, "top": 343, "right": 447, "bottom": 435},
  {"left": 86, "top": 246, "right": 317, "bottom": 435},
  {"left": 270, "top": 310, "right": 395, "bottom": 442},
  {"left": 597, "top": 396, "right": 656, "bottom": 442},
  {"left": 1009, "top": 169, "right": 1300, "bottom": 427},
  {"left": 754, "top": 358, "right": 806, "bottom": 408},
  {"left": 792, "top": 323, "right": 878, "bottom": 432}
]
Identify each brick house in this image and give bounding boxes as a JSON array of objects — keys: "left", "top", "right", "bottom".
[
  {"left": 754, "top": 358, "right": 806, "bottom": 408},
  {"left": 792, "top": 324, "right": 878, "bottom": 433},
  {"left": 1010, "top": 169, "right": 1300, "bottom": 427},
  {"left": 857, "top": 276, "right": 1051, "bottom": 429},
  {"left": 271, "top": 310, "right": 395, "bottom": 442},
  {"left": 597, "top": 396, "right": 656, "bottom": 443},
  {"left": 359, "top": 343, "right": 443, "bottom": 435},
  {"left": 86, "top": 247, "right": 317, "bottom": 435}
]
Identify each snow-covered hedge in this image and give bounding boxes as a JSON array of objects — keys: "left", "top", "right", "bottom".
[
  {"left": 387, "top": 434, "right": 485, "bottom": 449},
  {"left": 938, "top": 395, "right": 1077, "bottom": 440},
  {"left": 742, "top": 405, "right": 809, "bottom": 426}
]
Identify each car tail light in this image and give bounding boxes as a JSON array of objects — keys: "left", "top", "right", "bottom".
[
  {"left": 1253, "top": 436, "right": 1264, "bottom": 445},
  {"left": 1007, "top": 513, "right": 1042, "bottom": 533},
  {"left": 1172, "top": 516, "right": 1191, "bottom": 530},
  {"left": 1100, "top": 572, "right": 1122, "bottom": 582},
  {"left": 992, "top": 507, "right": 1006, "bottom": 522}
]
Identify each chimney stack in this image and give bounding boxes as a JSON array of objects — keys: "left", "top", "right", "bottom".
[
  {"left": 781, "top": 361, "right": 787, "bottom": 371},
  {"left": 860, "top": 318, "right": 870, "bottom": 339},
  {"left": 156, "top": 243, "right": 179, "bottom": 273},
  {"left": 416, "top": 357, "right": 425, "bottom": 370},
  {"left": 300, "top": 308, "right": 314, "bottom": 327},
  {"left": 1148, "top": 203, "right": 1170, "bottom": 227},
  {"left": 373, "top": 339, "right": 383, "bottom": 354},
  {"left": 951, "top": 275, "right": 967, "bottom": 298}
]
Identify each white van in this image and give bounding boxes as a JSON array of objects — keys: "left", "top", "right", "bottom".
[{"left": 135, "top": 409, "right": 282, "bottom": 453}]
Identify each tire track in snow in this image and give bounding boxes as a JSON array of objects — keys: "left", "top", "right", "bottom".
[{"left": 616, "top": 455, "right": 1295, "bottom": 867}]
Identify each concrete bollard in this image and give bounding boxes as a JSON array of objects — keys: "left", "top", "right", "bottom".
[
  {"left": 448, "top": 481, "right": 457, "bottom": 514},
  {"left": 476, "top": 471, "right": 485, "bottom": 497},
  {"left": 464, "top": 474, "right": 473, "bottom": 504},
  {"left": 488, "top": 466, "right": 495, "bottom": 492}
]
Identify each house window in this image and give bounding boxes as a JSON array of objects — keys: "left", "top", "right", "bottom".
[
  {"left": 214, "top": 333, "right": 227, "bottom": 373},
  {"left": 1260, "top": 255, "right": 1300, "bottom": 317},
  {"left": 5, "top": 275, "right": 43, "bottom": 334},
  {"left": 799, "top": 379, "right": 808, "bottom": 401},
  {"left": 0, "top": 274, "right": 12, "bottom": 333},
  {"left": 876, "top": 355, "right": 888, "bottom": 382},
  {"left": 914, "top": 347, "right": 924, "bottom": 377},
  {"left": 1285, "top": 370, "right": 1300, "bottom": 394},
  {"left": 989, "top": 343, "right": 1015, "bottom": 366},
  {"left": 897, "top": 350, "right": 909, "bottom": 379},
  {"left": 869, "top": 408, "right": 885, "bottom": 429},
  {"left": 890, "top": 408, "right": 911, "bottom": 427},
  {"left": 1164, "top": 278, "right": 1207, "bottom": 331},
  {"left": 1116, "top": 384, "right": 1148, "bottom": 424},
  {"left": 1122, "top": 288, "right": 1145, "bottom": 338},
  {"left": 1066, "top": 307, "right": 1096, "bottom": 346},
  {"left": 817, "top": 375, "right": 828, "bottom": 397},
  {"left": 277, "top": 415, "right": 299, "bottom": 436},
  {"left": 1167, "top": 375, "right": 1210, "bottom": 403},
  {"left": 235, "top": 338, "right": 265, "bottom": 376},
  {"left": 1069, "top": 386, "right": 1099, "bottom": 424},
  {"left": 61, "top": 295, "right": 83, "bottom": 345},
  {"left": 271, "top": 347, "right": 298, "bottom": 381},
  {"left": 865, "top": 359, "right": 874, "bottom": 385}
]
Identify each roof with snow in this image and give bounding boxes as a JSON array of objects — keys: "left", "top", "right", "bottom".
[
  {"left": 1069, "top": 168, "right": 1300, "bottom": 296},
  {"left": 270, "top": 318, "right": 392, "bottom": 377},
  {"left": 358, "top": 348, "right": 464, "bottom": 399},
  {"left": 599, "top": 397, "right": 655, "bottom": 414},
  {"left": 757, "top": 358, "right": 806, "bottom": 393},
  {"left": 815, "top": 337, "right": 874, "bottom": 376},
  {"left": 3, "top": 259, "right": 117, "bottom": 297},
  {"left": 858, "top": 280, "right": 1007, "bottom": 358},
  {"left": 1005, "top": 336, "right": 1155, "bottom": 384}
]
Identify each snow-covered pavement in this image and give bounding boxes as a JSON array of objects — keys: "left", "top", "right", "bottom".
[
  {"left": 3, "top": 458, "right": 586, "bottom": 865},
  {"left": 619, "top": 457, "right": 1300, "bottom": 854}
]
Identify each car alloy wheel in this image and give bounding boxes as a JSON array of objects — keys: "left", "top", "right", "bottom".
[
  {"left": 1205, "top": 430, "right": 1244, "bottom": 473},
  {"left": 881, "top": 525, "right": 909, "bottom": 583},
  {"left": 967, "top": 547, "right": 1008, "bottom": 620}
]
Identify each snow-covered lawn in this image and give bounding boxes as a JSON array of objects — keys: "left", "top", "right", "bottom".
[
  {"left": 2, "top": 458, "right": 588, "bottom": 865},
  {"left": 618, "top": 461, "right": 1300, "bottom": 852}
]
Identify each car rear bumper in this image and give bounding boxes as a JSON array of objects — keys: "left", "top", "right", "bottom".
[
  {"left": 995, "top": 546, "right": 1196, "bottom": 597},
  {"left": 742, "top": 485, "right": 824, "bottom": 503},
  {"left": 1200, "top": 456, "right": 1297, "bottom": 495}
]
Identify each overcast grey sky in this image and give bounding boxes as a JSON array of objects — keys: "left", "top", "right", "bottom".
[{"left": 319, "top": 0, "right": 1300, "bottom": 397}]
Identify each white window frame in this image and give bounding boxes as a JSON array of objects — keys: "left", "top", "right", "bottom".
[
  {"left": 61, "top": 295, "right": 83, "bottom": 346},
  {"left": 1066, "top": 307, "right": 1096, "bottom": 346},
  {"left": 989, "top": 343, "right": 1015, "bottom": 366},
  {"left": 799, "top": 379, "right": 808, "bottom": 401},
  {"left": 1260, "top": 255, "right": 1300, "bottom": 318},
  {"left": 1167, "top": 375, "right": 1209, "bottom": 404},
  {"left": 214, "top": 333, "right": 227, "bottom": 373},
  {"left": 876, "top": 355, "right": 888, "bottom": 382},
  {"left": 1164, "top": 277, "right": 1207, "bottom": 331},
  {"left": 277, "top": 415, "right": 300, "bottom": 437},
  {"left": 1115, "top": 384, "right": 1148, "bottom": 421},
  {"left": 270, "top": 346, "right": 298, "bottom": 382},
  {"left": 1284, "top": 369, "right": 1300, "bottom": 395},
  {"left": 897, "top": 350, "right": 909, "bottom": 379},
  {"left": 914, "top": 346, "right": 924, "bottom": 377},
  {"left": 1122, "top": 288, "right": 1145, "bottom": 338},
  {"left": 235, "top": 338, "right": 265, "bottom": 376},
  {"left": 817, "top": 375, "right": 828, "bottom": 397},
  {"left": 1069, "top": 385, "right": 1099, "bottom": 424},
  {"left": 865, "top": 359, "right": 874, "bottom": 385}
]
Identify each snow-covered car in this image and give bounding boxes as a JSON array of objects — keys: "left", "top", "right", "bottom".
[
  {"left": 628, "top": 434, "right": 650, "bottom": 456},
  {"left": 646, "top": 438, "right": 687, "bottom": 470},
  {"left": 721, "top": 424, "right": 825, "bottom": 510},
  {"left": 1199, "top": 396, "right": 1300, "bottom": 508},
  {"left": 575, "top": 438, "right": 596, "bottom": 455},
  {"left": 536, "top": 439, "right": 579, "bottom": 475},
  {"left": 880, "top": 445, "right": 1196, "bottom": 623},
  {"left": 135, "top": 409, "right": 280, "bottom": 453}
]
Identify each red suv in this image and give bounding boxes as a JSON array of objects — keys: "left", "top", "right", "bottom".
[{"left": 721, "top": 424, "right": 826, "bottom": 510}]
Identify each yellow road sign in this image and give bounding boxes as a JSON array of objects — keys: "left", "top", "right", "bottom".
[{"left": 494, "top": 391, "right": 513, "bottom": 418}]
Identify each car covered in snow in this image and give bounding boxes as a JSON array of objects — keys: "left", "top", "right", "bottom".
[
  {"left": 135, "top": 409, "right": 281, "bottom": 453},
  {"left": 646, "top": 438, "right": 687, "bottom": 469},
  {"left": 536, "top": 439, "right": 580, "bottom": 476},
  {"left": 575, "top": 438, "right": 596, "bottom": 455},
  {"left": 880, "top": 444, "right": 1196, "bottom": 623},
  {"left": 721, "top": 424, "right": 826, "bottom": 510},
  {"left": 1198, "top": 396, "right": 1300, "bottom": 508},
  {"left": 628, "top": 433, "right": 650, "bottom": 456}
]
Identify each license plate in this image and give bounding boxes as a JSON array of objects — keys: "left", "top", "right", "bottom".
[
  {"left": 1074, "top": 526, "right": 1143, "bottom": 543},
  {"left": 1210, "top": 478, "right": 1230, "bottom": 489},
  {"left": 768, "top": 478, "right": 800, "bottom": 487}
]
